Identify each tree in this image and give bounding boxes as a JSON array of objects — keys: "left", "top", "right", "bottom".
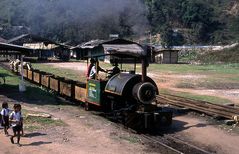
[
  {"left": 160, "top": 25, "right": 185, "bottom": 48},
  {"left": 230, "top": 16, "right": 239, "bottom": 40},
  {"left": 160, "top": 25, "right": 174, "bottom": 48},
  {"left": 181, "top": 0, "right": 218, "bottom": 43},
  {"left": 145, "top": 0, "right": 166, "bottom": 33}
]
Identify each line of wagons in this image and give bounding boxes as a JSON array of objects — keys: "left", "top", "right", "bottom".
[
  {"left": 22, "top": 68, "right": 87, "bottom": 103},
  {"left": 10, "top": 55, "right": 172, "bottom": 133}
]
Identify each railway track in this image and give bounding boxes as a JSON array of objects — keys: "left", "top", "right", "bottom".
[
  {"left": 0, "top": 62, "right": 215, "bottom": 153},
  {"left": 141, "top": 134, "right": 213, "bottom": 154},
  {"left": 157, "top": 94, "right": 239, "bottom": 121},
  {"left": 105, "top": 117, "right": 213, "bottom": 154}
]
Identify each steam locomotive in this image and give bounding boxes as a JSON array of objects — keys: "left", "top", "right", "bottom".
[{"left": 11, "top": 47, "right": 172, "bottom": 132}]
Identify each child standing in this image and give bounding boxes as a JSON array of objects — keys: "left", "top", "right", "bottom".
[
  {"left": 1, "top": 102, "right": 10, "bottom": 136},
  {"left": 9, "top": 104, "right": 23, "bottom": 146}
]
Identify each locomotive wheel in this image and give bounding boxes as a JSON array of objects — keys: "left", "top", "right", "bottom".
[{"left": 111, "top": 101, "right": 116, "bottom": 111}]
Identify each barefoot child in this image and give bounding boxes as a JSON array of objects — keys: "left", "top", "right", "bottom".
[
  {"left": 9, "top": 104, "right": 23, "bottom": 146},
  {"left": 1, "top": 102, "right": 10, "bottom": 136}
]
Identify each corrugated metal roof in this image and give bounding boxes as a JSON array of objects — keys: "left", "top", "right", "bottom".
[
  {"left": 7, "top": 34, "right": 59, "bottom": 45},
  {"left": 23, "top": 42, "right": 58, "bottom": 50},
  {"left": 0, "top": 37, "right": 7, "bottom": 43},
  {"left": 0, "top": 42, "right": 32, "bottom": 55},
  {"left": 103, "top": 44, "right": 146, "bottom": 57},
  {"left": 7, "top": 34, "right": 29, "bottom": 44},
  {"left": 72, "top": 38, "right": 146, "bottom": 58},
  {"left": 81, "top": 40, "right": 107, "bottom": 49}
]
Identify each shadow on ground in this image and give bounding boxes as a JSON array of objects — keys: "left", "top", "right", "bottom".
[
  {"left": 24, "top": 132, "right": 47, "bottom": 138},
  {"left": 22, "top": 141, "right": 52, "bottom": 146},
  {"left": 0, "top": 84, "right": 77, "bottom": 107},
  {"left": 165, "top": 119, "right": 207, "bottom": 134}
]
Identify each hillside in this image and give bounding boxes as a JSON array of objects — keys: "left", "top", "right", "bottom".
[
  {"left": 0, "top": 0, "right": 238, "bottom": 45},
  {"left": 197, "top": 45, "right": 239, "bottom": 63}
]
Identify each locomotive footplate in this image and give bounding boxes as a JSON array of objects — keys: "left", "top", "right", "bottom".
[{"left": 124, "top": 110, "right": 172, "bottom": 132}]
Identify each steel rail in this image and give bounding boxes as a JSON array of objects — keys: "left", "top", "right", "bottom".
[
  {"left": 157, "top": 96, "right": 234, "bottom": 119},
  {"left": 159, "top": 94, "right": 239, "bottom": 114},
  {"left": 157, "top": 94, "right": 239, "bottom": 121},
  {"left": 163, "top": 135, "right": 212, "bottom": 154},
  {"left": 141, "top": 134, "right": 183, "bottom": 154}
]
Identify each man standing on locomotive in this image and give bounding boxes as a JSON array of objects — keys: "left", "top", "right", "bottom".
[
  {"left": 89, "top": 59, "right": 107, "bottom": 79},
  {"left": 107, "top": 59, "right": 120, "bottom": 78},
  {"left": 86, "top": 58, "right": 96, "bottom": 79}
]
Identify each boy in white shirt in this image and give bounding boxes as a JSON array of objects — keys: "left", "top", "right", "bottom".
[{"left": 9, "top": 104, "right": 23, "bottom": 146}]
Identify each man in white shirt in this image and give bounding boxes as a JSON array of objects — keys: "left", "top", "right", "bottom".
[{"left": 89, "top": 60, "right": 106, "bottom": 79}]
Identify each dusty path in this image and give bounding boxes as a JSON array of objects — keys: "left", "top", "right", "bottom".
[
  {"left": 0, "top": 96, "right": 153, "bottom": 154},
  {"left": 172, "top": 115, "right": 239, "bottom": 154},
  {"left": 149, "top": 73, "right": 239, "bottom": 104}
]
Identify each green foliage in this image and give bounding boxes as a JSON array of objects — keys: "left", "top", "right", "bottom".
[
  {"left": 160, "top": 25, "right": 174, "bottom": 48},
  {"left": 0, "top": 0, "right": 238, "bottom": 44},
  {"left": 160, "top": 25, "right": 185, "bottom": 48},
  {"left": 144, "top": 0, "right": 236, "bottom": 44},
  {"left": 179, "top": 51, "right": 198, "bottom": 62},
  {"left": 24, "top": 113, "right": 65, "bottom": 131},
  {"left": 181, "top": 0, "right": 218, "bottom": 43},
  {"left": 230, "top": 16, "right": 239, "bottom": 40},
  {"left": 197, "top": 45, "right": 239, "bottom": 63}
]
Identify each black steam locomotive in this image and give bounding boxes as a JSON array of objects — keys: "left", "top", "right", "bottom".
[{"left": 14, "top": 43, "right": 172, "bottom": 132}]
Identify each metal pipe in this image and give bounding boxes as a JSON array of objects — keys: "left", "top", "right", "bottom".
[
  {"left": 134, "top": 58, "right": 136, "bottom": 73},
  {"left": 19, "top": 54, "right": 26, "bottom": 92},
  {"left": 96, "top": 58, "right": 98, "bottom": 80},
  {"left": 120, "top": 58, "right": 122, "bottom": 70},
  {"left": 21, "top": 55, "right": 24, "bottom": 81}
]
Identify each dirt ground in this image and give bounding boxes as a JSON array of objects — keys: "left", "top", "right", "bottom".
[
  {"left": 0, "top": 96, "right": 151, "bottom": 154},
  {"left": 149, "top": 73, "right": 239, "bottom": 104},
  {"left": 42, "top": 62, "right": 239, "bottom": 153},
  {"left": 172, "top": 115, "right": 239, "bottom": 154},
  {"left": 0, "top": 94, "right": 239, "bottom": 154}
]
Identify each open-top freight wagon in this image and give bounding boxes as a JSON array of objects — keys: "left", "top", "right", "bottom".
[{"left": 14, "top": 44, "right": 172, "bottom": 132}]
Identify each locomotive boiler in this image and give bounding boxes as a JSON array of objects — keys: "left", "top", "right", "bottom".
[{"left": 105, "top": 73, "right": 158, "bottom": 108}]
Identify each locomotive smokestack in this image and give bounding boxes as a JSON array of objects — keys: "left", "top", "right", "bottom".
[{"left": 141, "top": 57, "right": 147, "bottom": 82}]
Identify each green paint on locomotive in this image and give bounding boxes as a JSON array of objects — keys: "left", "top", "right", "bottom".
[{"left": 87, "top": 79, "right": 107, "bottom": 106}]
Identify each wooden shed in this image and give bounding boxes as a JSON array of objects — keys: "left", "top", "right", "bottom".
[{"left": 155, "top": 50, "right": 179, "bottom": 64}]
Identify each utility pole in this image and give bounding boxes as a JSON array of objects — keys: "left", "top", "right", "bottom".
[
  {"left": 149, "top": 31, "right": 154, "bottom": 63},
  {"left": 19, "top": 55, "right": 26, "bottom": 92}
]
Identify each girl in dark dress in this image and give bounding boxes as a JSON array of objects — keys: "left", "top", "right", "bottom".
[{"left": 1, "top": 102, "right": 10, "bottom": 136}]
